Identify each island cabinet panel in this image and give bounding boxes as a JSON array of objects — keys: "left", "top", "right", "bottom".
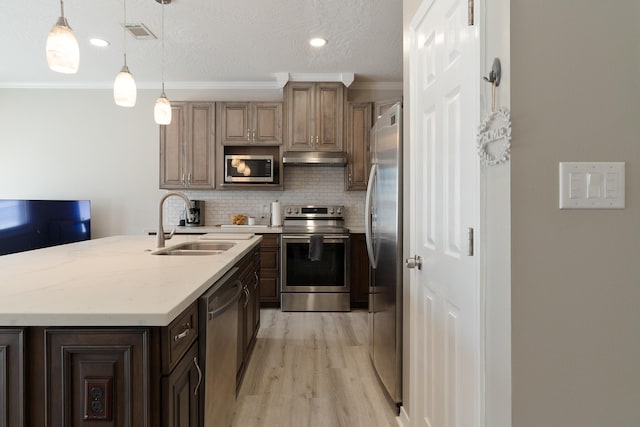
[
  {"left": 236, "top": 247, "right": 260, "bottom": 386},
  {"left": 43, "top": 328, "right": 151, "bottom": 427},
  {"left": 162, "top": 343, "right": 200, "bottom": 427},
  {"left": 257, "top": 234, "right": 280, "bottom": 307},
  {"left": 161, "top": 302, "right": 199, "bottom": 374},
  {"left": 0, "top": 329, "right": 25, "bottom": 427}
]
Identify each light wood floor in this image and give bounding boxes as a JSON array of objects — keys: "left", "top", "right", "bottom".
[{"left": 231, "top": 309, "right": 398, "bottom": 427}]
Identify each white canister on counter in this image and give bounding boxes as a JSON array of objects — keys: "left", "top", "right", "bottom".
[{"left": 270, "top": 201, "right": 282, "bottom": 227}]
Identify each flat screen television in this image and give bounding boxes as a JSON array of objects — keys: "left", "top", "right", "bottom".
[{"left": 0, "top": 200, "right": 91, "bottom": 256}]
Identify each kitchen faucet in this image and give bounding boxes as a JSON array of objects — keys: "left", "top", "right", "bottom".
[{"left": 157, "top": 191, "right": 194, "bottom": 248}]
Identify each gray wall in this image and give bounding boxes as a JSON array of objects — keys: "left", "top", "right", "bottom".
[{"left": 511, "top": 1, "right": 640, "bottom": 425}]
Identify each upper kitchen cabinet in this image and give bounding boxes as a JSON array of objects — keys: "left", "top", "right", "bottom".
[
  {"left": 285, "top": 82, "right": 345, "bottom": 152},
  {"left": 373, "top": 97, "right": 402, "bottom": 124},
  {"left": 160, "top": 102, "right": 215, "bottom": 190},
  {"left": 218, "top": 102, "right": 282, "bottom": 146},
  {"left": 345, "top": 102, "right": 372, "bottom": 191}
]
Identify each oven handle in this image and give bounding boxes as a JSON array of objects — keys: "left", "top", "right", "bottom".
[
  {"left": 282, "top": 235, "right": 350, "bottom": 241},
  {"left": 365, "top": 163, "right": 378, "bottom": 269}
]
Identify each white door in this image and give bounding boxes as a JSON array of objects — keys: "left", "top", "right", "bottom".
[{"left": 408, "top": 0, "right": 481, "bottom": 426}]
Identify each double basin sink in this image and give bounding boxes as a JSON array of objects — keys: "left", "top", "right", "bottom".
[{"left": 152, "top": 241, "right": 236, "bottom": 256}]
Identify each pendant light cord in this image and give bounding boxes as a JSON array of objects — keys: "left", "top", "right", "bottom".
[
  {"left": 161, "top": 1, "right": 166, "bottom": 94},
  {"left": 123, "top": 0, "right": 127, "bottom": 67},
  {"left": 60, "top": 0, "right": 64, "bottom": 17}
]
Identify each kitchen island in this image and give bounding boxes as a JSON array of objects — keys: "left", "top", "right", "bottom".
[{"left": 0, "top": 234, "right": 262, "bottom": 427}]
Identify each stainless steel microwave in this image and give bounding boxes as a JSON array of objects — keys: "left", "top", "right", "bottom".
[{"left": 224, "top": 154, "right": 274, "bottom": 183}]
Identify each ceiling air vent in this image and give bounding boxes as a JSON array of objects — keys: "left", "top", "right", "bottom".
[{"left": 124, "top": 24, "right": 157, "bottom": 40}]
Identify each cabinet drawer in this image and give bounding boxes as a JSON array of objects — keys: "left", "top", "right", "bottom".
[
  {"left": 259, "top": 234, "right": 280, "bottom": 248},
  {"left": 162, "top": 301, "right": 198, "bottom": 374}
]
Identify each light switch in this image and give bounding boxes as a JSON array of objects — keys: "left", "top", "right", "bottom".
[{"left": 560, "top": 162, "right": 625, "bottom": 209}]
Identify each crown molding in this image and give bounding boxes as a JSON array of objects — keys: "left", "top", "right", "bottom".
[{"left": 349, "top": 81, "right": 403, "bottom": 91}]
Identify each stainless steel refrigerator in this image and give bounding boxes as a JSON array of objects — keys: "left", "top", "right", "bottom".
[{"left": 365, "top": 102, "right": 402, "bottom": 411}]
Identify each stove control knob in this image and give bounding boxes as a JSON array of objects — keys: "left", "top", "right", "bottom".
[
  {"left": 329, "top": 208, "right": 335, "bottom": 214},
  {"left": 286, "top": 207, "right": 292, "bottom": 214},
  {"left": 294, "top": 208, "right": 299, "bottom": 214},
  {"left": 337, "top": 207, "right": 342, "bottom": 215}
]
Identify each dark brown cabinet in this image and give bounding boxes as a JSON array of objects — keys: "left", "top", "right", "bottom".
[
  {"left": 257, "top": 234, "right": 280, "bottom": 307},
  {"left": 0, "top": 329, "right": 25, "bottom": 427},
  {"left": 350, "top": 234, "right": 370, "bottom": 308},
  {"left": 236, "top": 247, "right": 260, "bottom": 386},
  {"left": 162, "top": 343, "right": 200, "bottom": 427}
]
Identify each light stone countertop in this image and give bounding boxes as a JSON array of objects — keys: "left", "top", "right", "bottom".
[
  {"left": 0, "top": 234, "right": 262, "bottom": 327},
  {"left": 145, "top": 225, "right": 284, "bottom": 234}
]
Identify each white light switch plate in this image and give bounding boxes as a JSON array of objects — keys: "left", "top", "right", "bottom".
[{"left": 559, "top": 162, "right": 625, "bottom": 209}]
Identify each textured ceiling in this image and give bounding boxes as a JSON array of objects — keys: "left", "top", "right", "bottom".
[{"left": 0, "top": 0, "right": 402, "bottom": 89}]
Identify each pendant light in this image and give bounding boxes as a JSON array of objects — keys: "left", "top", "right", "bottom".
[
  {"left": 46, "top": 0, "right": 80, "bottom": 74},
  {"left": 114, "top": 0, "right": 137, "bottom": 107},
  {"left": 154, "top": 0, "right": 172, "bottom": 125}
]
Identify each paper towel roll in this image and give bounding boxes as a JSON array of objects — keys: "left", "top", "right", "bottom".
[{"left": 270, "top": 201, "right": 282, "bottom": 227}]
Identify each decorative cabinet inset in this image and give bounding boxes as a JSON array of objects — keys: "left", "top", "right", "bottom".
[
  {"left": 0, "top": 329, "right": 25, "bottom": 427},
  {"left": 345, "top": 102, "right": 372, "bottom": 191},
  {"left": 219, "top": 102, "right": 282, "bottom": 145},
  {"left": 44, "top": 328, "right": 151, "bottom": 426},
  {"left": 160, "top": 102, "right": 215, "bottom": 189},
  {"left": 285, "top": 82, "right": 345, "bottom": 152}
]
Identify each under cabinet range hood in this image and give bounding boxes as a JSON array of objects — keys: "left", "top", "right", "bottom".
[{"left": 282, "top": 151, "right": 347, "bottom": 166}]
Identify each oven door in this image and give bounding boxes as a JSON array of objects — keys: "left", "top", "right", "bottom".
[{"left": 281, "top": 234, "right": 350, "bottom": 293}]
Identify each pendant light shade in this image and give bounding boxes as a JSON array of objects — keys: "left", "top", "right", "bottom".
[
  {"left": 46, "top": 1, "right": 79, "bottom": 74},
  {"left": 154, "top": 93, "right": 172, "bottom": 125},
  {"left": 114, "top": 64, "right": 137, "bottom": 107},
  {"left": 114, "top": 0, "right": 136, "bottom": 107},
  {"left": 154, "top": 0, "right": 172, "bottom": 125}
]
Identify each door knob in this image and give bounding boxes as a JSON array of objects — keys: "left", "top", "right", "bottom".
[{"left": 405, "top": 255, "right": 423, "bottom": 270}]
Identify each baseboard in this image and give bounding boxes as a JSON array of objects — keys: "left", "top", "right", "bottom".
[{"left": 396, "top": 405, "right": 410, "bottom": 427}]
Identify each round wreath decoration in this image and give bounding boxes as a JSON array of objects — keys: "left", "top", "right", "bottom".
[{"left": 476, "top": 107, "right": 511, "bottom": 166}]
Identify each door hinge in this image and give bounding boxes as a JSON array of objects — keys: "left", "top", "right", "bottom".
[
  {"left": 467, "top": 227, "right": 474, "bottom": 256},
  {"left": 468, "top": 0, "right": 474, "bottom": 26}
]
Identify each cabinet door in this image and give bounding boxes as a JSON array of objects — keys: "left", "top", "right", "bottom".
[
  {"left": 253, "top": 103, "right": 282, "bottom": 145},
  {"left": 0, "top": 329, "right": 25, "bottom": 427},
  {"left": 44, "top": 328, "right": 150, "bottom": 426},
  {"left": 350, "top": 234, "right": 370, "bottom": 308},
  {"left": 315, "top": 83, "right": 344, "bottom": 152},
  {"left": 160, "top": 103, "right": 187, "bottom": 189},
  {"left": 258, "top": 234, "right": 280, "bottom": 306},
  {"left": 286, "top": 83, "right": 315, "bottom": 151},
  {"left": 185, "top": 103, "right": 215, "bottom": 189},
  {"left": 345, "top": 102, "right": 372, "bottom": 190},
  {"left": 219, "top": 103, "right": 251, "bottom": 145},
  {"left": 162, "top": 343, "right": 200, "bottom": 427}
]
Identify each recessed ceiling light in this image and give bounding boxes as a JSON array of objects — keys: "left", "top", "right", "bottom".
[
  {"left": 90, "top": 38, "right": 110, "bottom": 47},
  {"left": 309, "top": 38, "right": 327, "bottom": 47}
]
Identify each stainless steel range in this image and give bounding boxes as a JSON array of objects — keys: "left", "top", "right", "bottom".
[{"left": 280, "top": 205, "right": 350, "bottom": 312}]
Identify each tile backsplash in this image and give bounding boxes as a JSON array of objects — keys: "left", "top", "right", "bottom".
[{"left": 164, "top": 166, "right": 366, "bottom": 229}]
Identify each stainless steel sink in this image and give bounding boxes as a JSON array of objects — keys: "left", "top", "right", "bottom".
[{"left": 152, "top": 241, "right": 236, "bottom": 256}]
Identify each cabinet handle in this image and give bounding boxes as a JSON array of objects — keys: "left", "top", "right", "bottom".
[
  {"left": 252, "top": 129, "right": 256, "bottom": 141},
  {"left": 193, "top": 356, "right": 202, "bottom": 396},
  {"left": 243, "top": 286, "right": 250, "bottom": 308},
  {"left": 348, "top": 173, "right": 352, "bottom": 187},
  {"left": 173, "top": 322, "right": 191, "bottom": 342},
  {"left": 181, "top": 173, "right": 186, "bottom": 185},
  {"left": 247, "top": 128, "right": 251, "bottom": 141},
  {"left": 187, "top": 172, "right": 192, "bottom": 185},
  {"left": 254, "top": 271, "right": 259, "bottom": 289}
]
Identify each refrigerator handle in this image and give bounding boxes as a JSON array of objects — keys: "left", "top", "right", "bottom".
[{"left": 365, "top": 163, "right": 378, "bottom": 269}]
